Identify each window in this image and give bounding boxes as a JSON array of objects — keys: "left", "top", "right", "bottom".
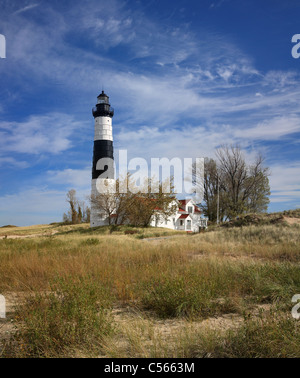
[
  {"left": 188, "top": 206, "right": 193, "bottom": 214},
  {"left": 180, "top": 220, "right": 184, "bottom": 226}
]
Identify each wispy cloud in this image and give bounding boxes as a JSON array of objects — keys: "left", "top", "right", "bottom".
[
  {"left": 13, "top": 3, "right": 39, "bottom": 15},
  {"left": 0, "top": 157, "right": 29, "bottom": 168},
  {"left": 234, "top": 116, "right": 300, "bottom": 141},
  {"left": 47, "top": 168, "right": 91, "bottom": 189},
  {"left": 0, "top": 113, "right": 84, "bottom": 156},
  {"left": 210, "top": 0, "right": 229, "bottom": 9}
]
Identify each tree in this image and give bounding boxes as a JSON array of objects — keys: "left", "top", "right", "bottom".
[
  {"left": 66, "top": 189, "right": 78, "bottom": 224},
  {"left": 244, "top": 167, "right": 271, "bottom": 213},
  {"left": 77, "top": 205, "right": 83, "bottom": 224},
  {"left": 90, "top": 176, "right": 134, "bottom": 226},
  {"left": 90, "top": 175, "right": 177, "bottom": 227},
  {"left": 62, "top": 212, "right": 70, "bottom": 224},
  {"left": 215, "top": 145, "right": 270, "bottom": 220},
  {"left": 84, "top": 207, "right": 91, "bottom": 223},
  {"left": 64, "top": 190, "right": 90, "bottom": 224},
  {"left": 195, "top": 146, "right": 271, "bottom": 222},
  {"left": 197, "top": 158, "right": 227, "bottom": 222},
  {"left": 80, "top": 201, "right": 90, "bottom": 223}
]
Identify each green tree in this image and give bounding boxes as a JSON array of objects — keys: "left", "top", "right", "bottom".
[
  {"left": 196, "top": 146, "right": 271, "bottom": 222},
  {"left": 216, "top": 145, "right": 270, "bottom": 220}
]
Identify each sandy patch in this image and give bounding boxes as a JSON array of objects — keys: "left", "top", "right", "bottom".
[
  {"left": 0, "top": 231, "right": 58, "bottom": 240},
  {"left": 283, "top": 216, "right": 300, "bottom": 225}
]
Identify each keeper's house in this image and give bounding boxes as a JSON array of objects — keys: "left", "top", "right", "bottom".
[{"left": 150, "top": 199, "right": 208, "bottom": 232}]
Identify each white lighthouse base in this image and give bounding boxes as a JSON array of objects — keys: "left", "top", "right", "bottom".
[{"left": 90, "top": 178, "right": 116, "bottom": 228}]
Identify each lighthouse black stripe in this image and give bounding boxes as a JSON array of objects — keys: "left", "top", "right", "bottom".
[{"left": 92, "top": 140, "right": 114, "bottom": 179}]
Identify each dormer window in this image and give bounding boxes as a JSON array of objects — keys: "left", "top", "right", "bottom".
[{"left": 188, "top": 206, "right": 193, "bottom": 214}]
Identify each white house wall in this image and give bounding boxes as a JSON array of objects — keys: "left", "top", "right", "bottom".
[{"left": 149, "top": 199, "right": 207, "bottom": 231}]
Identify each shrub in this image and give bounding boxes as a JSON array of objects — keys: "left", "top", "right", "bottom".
[
  {"left": 124, "top": 230, "right": 139, "bottom": 235},
  {"left": 12, "top": 276, "right": 114, "bottom": 357},
  {"left": 81, "top": 238, "right": 100, "bottom": 246},
  {"left": 141, "top": 276, "right": 203, "bottom": 318},
  {"left": 139, "top": 270, "right": 230, "bottom": 319},
  {"left": 206, "top": 311, "right": 300, "bottom": 358}
]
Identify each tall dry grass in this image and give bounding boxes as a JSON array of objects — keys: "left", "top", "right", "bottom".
[{"left": 0, "top": 223, "right": 299, "bottom": 357}]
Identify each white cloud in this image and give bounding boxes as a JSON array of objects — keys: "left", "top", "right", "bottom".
[
  {"left": 263, "top": 71, "right": 299, "bottom": 89},
  {"left": 269, "top": 162, "right": 300, "bottom": 204},
  {"left": 234, "top": 116, "right": 300, "bottom": 141},
  {"left": 217, "top": 66, "right": 234, "bottom": 81},
  {"left": 269, "top": 162, "right": 300, "bottom": 192},
  {"left": 13, "top": 3, "right": 39, "bottom": 15},
  {"left": 0, "top": 113, "right": 83, "bottom": 155},
  {"left": 47, "top": 168, "right": 91, "bottom": 188},
  {"left": 0, "top": 157, "right": 29, "bottom": 168},
  {"left": 269, "top": 196, "right": 299, "bottom": 204}
]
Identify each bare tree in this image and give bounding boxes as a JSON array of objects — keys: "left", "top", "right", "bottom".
[
  {"left": 193, "top": 146, "right": 270, "bottom": 222},
  {"left": 90, "top": 175, "right": 177, "bottom": 227},
  {"left": 90, "top": 187, "right": 117, "bottom": 226},
  {"left": 197, "top": 158, "right": 227, "bottom": 222},
  {"left": 65, "top": 190, "right": 91, "bottom": 224},
  {"left": 66, "top": 189, "right": 78, "bottom": 224},
  {"left": 80, "top": 200, "right": 90, "bottom": 223},
  {"left": 216, "top": 145, "right": 270, "bottom": 219}
]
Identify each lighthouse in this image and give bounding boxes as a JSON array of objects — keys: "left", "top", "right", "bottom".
[{"left": 90, "top": 91, "right": 115, "bottom": 227}]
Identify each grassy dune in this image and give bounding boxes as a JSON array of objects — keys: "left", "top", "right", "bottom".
[{"left": 0, "top": 221, "right": 299, "bottom": 357}]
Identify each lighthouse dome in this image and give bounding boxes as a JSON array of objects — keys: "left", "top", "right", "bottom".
[
  {"left": 93, "top": 90, "right": 114, "bottom": 118},
  {"left": 97, "top": 91, "right": 109, "bottom": 104}
]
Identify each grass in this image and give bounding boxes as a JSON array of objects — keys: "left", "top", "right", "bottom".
[
  {"left": 0, "top": 223, "right": 90, "bottom": 237},
  {"left": 0, "top": 221, "right": 300, "bottom": 357},
  {"left": 138, "top": 259, "right": 300, "bottom": 318},
  {"left": 3, "top": 276, "right": 114, "bottom": 357},
  {"left": 56, "top": 224, "right": 182, "bottom": 237},
  {"left": 102, "top": 308, "right": 300, "bottom": 358},
  {"left": 221, "top": 208, "right": 300, "bottom": 228},
  {"left": 185, "top": 310, "right": 300, "bottom": 358}
]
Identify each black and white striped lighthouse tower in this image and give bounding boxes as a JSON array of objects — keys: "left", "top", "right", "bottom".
[{"left": 91, "top": 91, "right": 115, "bottom": 227}]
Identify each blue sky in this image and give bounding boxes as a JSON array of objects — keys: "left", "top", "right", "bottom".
[{"left": 0, "top": 0, "right": 300, "bottom": 226}]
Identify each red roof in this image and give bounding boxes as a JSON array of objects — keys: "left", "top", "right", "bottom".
[
  {"left": 179, "top": 214, "right": 190, "bottom": 219},
  {"left": 178, "top": 199, "right": 190, "bottom": 205}
]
